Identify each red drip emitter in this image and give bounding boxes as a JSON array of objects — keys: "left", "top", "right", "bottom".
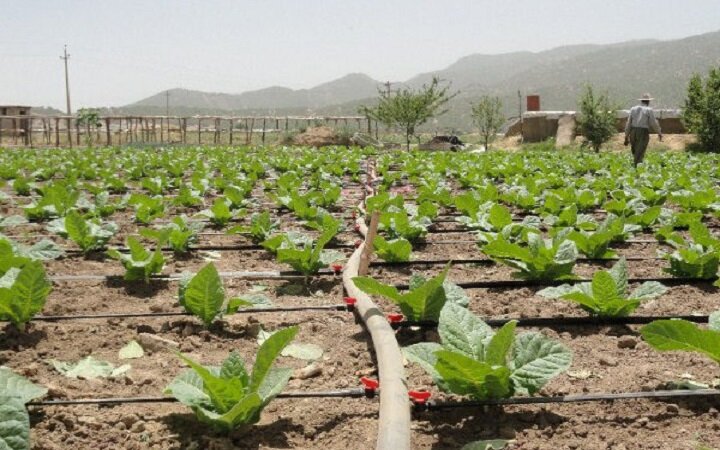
[
  {"left": 387, "top": 313, "right": 404, "bottom": 324},
  {"left": 408, "top": 390, "right": 431, "bottom": 405},
  {"left": 343, "top": 296, "right": 357, "bottom": 310},
  {"left": 360, "top": 377, "right": 379, "bottom": 398},
  {"left": 331, "top": 264, "right": 343, "bottom": 274}
]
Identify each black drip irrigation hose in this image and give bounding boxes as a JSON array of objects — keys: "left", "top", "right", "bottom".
[
  {"left": 413, "top": 238, "right": 661, "bottom": 245},
  {"left": 370, "top": 256, "right": 664, "bottom": 268},
  {"left": 49, "top": 269, "right": 346, "bottom": 282},
  {"left": 412, "top": 389, "right": 720, "bottom": 411},
  {"left": 27, "top": 388, "right": 372, "bottom": 407},
  {"left": 390, "top": 314, "right": 711, "bottom": 330},
  {"left": 4, "top": 304, "right": 352, "bottom": 323},
  {"left": 392, "top": 276, "right": 718, "bottom": 290}
]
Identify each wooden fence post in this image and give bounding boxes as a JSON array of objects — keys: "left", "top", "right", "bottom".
[
  {"left": 261, "top": 117, "right": 266, "bottom": 145},
  {"left": 105, "top": 118, "right": 111, "bottom": 146}
]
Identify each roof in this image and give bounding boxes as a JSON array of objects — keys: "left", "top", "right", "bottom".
[{"left": 0, "top": 105, "right": 32, "bottom": 109}]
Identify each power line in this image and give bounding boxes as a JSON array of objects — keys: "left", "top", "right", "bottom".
[{"left": 60, "top": 45, "right": 71, "bottom": 114}]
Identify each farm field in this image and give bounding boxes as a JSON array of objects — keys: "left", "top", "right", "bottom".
[{"left": 2, "top": 145, "right": 720, "bottom": 450}]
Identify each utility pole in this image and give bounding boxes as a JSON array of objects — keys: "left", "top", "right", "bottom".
[
  {"left": 517, "top": 89, "right": 523, "bottom": 142},
  {"left": 60, "top": 45, "right": 71, "bottom": 115},
  {"left": 165, "top": 90, "right": 170, "bottom": 117},
  {"left": 384, "top": 81, "right": 392, "bottom": 96}
]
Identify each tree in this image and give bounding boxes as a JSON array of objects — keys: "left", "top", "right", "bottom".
[
  {"left": 470, "top": 95, "right": 505, "bottom": 150},
  {"left": 360, "top": 77, "right": 455, "bottom": 150},
  {"left": 76, "top": 108, "right": 102, "bottom": 147},
  {"left": 576, "top": 85, "right": 617, "bottom": 152},
  {"left": 682, "top": 68, "right": 720, "bottom": 152}
]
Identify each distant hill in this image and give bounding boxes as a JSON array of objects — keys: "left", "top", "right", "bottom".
[
  {"left": 120, "top": 30, "right": 720, "bottom": 131},
  {"left": 132, "top": 73, "right": 381, "bottom": 111}
]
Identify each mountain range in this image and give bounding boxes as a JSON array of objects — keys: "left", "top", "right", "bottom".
[{"left": 119, "top": 30, "right": 720, "bottom": 130}]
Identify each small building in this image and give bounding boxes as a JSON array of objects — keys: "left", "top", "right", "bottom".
[{"left": 0, "top": 105, "right": 32, "bottom": 134}]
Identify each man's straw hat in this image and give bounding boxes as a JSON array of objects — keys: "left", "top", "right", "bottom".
[{"left": 638, "top": 93, "right": 654, "bottom": 101}]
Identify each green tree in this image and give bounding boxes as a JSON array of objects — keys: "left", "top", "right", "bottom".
[
  {"left": 360, "top": 77, "right": 455, "bottom": 150},
  {"left": 576, "top": 85, "right": 617, "bottom": 153},
  {"left": 471, "top": 95, "right": 505, "bottom": 150},
  {"left": 76, "top": 108, "right": 102, "bottom": 147},
  {"left": 682, "top": 68, "right": 720, "bottom": 152}
]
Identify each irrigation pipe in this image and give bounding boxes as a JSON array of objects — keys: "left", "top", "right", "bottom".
[
  {"left": 27, "top": 388, "right": 370, "bottom": 407},
  {"left": 3, "top": 304, "right": 351, "bottom": 323},
  {"left": 392, "top": 276, "right": 718, "bottom": 290},
  {"left": 343, "top": 162, "right": 411, "bottom": 450},
  {"left": 49, "top": 269, "right": 345, "bottom": 282},
  {"left": 390, "top": 314, "right": 711, "bottom": 330},
  {"left": 412, "top": 389, "right": 720, "bottom": 411}
]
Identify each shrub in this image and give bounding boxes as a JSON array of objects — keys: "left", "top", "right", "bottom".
[
  {"left": 576, "top": 85, "right": 617, "bottom": 152},
  {"left": 682, "top": 68, "right": 720, "bottom": 152}
]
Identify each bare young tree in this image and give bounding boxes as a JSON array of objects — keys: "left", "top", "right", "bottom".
[{"left": 471, "top": 95, "right": 505, "bottom": 150}]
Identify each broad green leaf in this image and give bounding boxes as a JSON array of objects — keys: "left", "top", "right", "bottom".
[
  {"left": 402, "top": 343, "right": 443, "bottom": 381},
  {"left": 179, "top": 263, "right": 225, "bottom": 326},
  {"left": 591, "top": 270, "right": 618, "bottom": 303},
  {"left": 608, "top": 257, "right": 629, "bottom": 295},
  {"left": 0, "top": 396, "right": 30, "bottom": 450},
  {"left": 177, "top": 354, "right": 244, "bottom": 414},
  {"left": 0, "top": 367, "right": 47, "bottom": 403},
  {"left": 281, "top": 343, "right": 324, "bottom": 361},
  {"left": 51, "top": 356, "right": 129, "bottom": 380},
  {"left": 249, "top": 326, "right": 299, "bottom": 393},
  {"left": 118, "top": 340, "right": 144, "bottom": 360},
  {"left": 352, "top": 277, "right": 401, "bottom": 301},
  {"left": 439, "top": 302, "right": 492, "bottom": 360},
  {"left": 510, "top": 332, "right": 572, "bottom": 395},
  {"left": 484, "top": 321, "right": 517, "bottom": 366},
  {"left": 641, "top": 319, "right": 720, "bottom": 364},
  {"left": 220, "top": 352, "right": 249, "bottom": 389},
  {"left": 435, "top": 350, "right": 512, "bottom": 399},
  {"left": 3, "top": 261, "right": 51, "bottom": 327},
  {"left": 629, "top": 281, "right": 667, "bottom": 300}
]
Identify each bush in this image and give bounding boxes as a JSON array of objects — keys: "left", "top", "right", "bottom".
[
  {"left": 682, "top": 68, "right": 720, "bottom": 152},
  {"left": 576, "top": 85, "right": 617, "bottom": 152}
]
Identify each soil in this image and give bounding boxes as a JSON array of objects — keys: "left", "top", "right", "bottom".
[{"left": 4, "top": 151, "right": 720, "bottom": 450}]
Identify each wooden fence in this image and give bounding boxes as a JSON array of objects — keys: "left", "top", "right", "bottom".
[{"left": 0, "top": 115, "right": 376, "bottom": 147}]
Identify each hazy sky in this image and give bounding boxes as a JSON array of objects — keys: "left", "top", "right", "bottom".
[{"left": 2, "top": 0, "right": 719, "bottom": 110}]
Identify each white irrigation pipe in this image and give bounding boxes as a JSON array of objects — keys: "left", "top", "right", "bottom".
[{"left": 342, "top": 162, "right": 411, "bottom": 450}]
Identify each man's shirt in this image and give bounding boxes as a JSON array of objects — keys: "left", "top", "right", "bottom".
[{"left": 625, "top": 105, "right": 661, "bottom": 134}]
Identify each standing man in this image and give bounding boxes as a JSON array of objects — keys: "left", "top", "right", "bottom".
[{"left": 624, "top": 93, "right": 663, "bottom": 166}]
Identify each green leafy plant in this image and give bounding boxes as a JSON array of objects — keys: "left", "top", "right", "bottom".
[
  {"left": 379, "top": 210, "right": 431, "bottom": 243},
  {"left": 0, "top": 260, "right": 52, "bottom": 330},
  {"left": 107, "top": 236, "right": 165, "bottom": 282},
  {"left": 229, "top": 211, "right": 280, "bottom": 244},
  {"left": 404, "top": 303, "right": 572, "bottom": 399},
  {"left": 128, "top": 194, "right": 165, "bottom": 224},
  {"left": 178, "top": 263, "right": 267, "bottom": 327},
  {"left": 199, "top": 198, "right": 242, "bottom": 228},
  {"left": 276, "top": 226, "right": 343, "bottom": 276},
  {"left": 164, "top": 326, "right": 298, "bottom": 431},
  {"left": 641, "top": 311, "right": 720, "bottom": 364},
  {"left": 64, "top": 210, "right": 117, "bottom": 254},
  {"left": 538, "top": 258, "right": 667, "bottom": 317},
  {"left": 353, "top": 265, "right": 468, "bottom": 321},
  {"left": 141, "top": 215, "right": 203, "bottom": 254},
  {"left": 482, "top": 233, "right": 578, "bottom": 280},
  {"left": 374, "top": 236, "right": 412, "bottom": 262}
]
